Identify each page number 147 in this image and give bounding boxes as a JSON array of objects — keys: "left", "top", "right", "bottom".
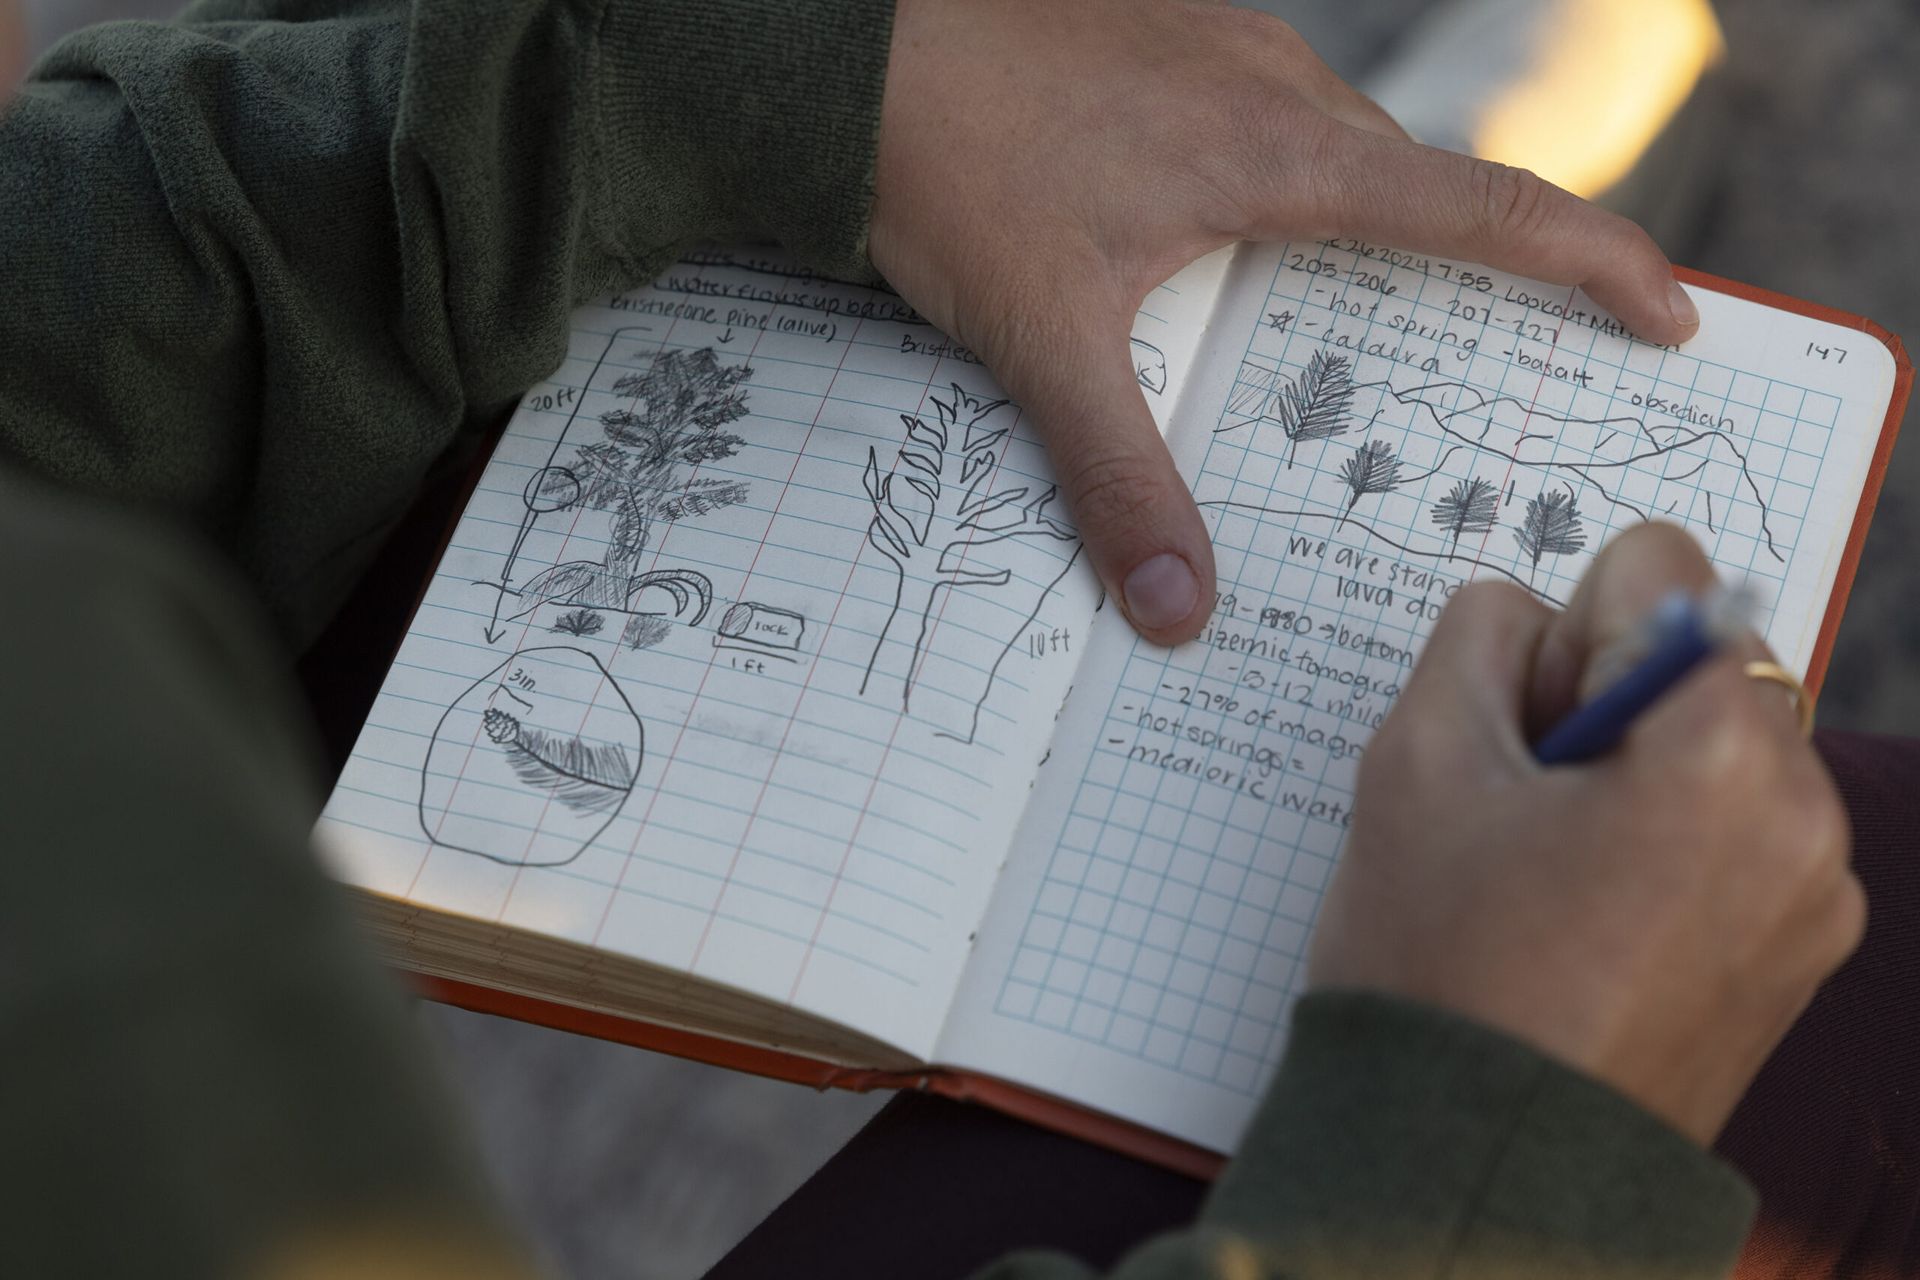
[{"left": 1807, "top": 342, "right": 1849, "bottom": 364}]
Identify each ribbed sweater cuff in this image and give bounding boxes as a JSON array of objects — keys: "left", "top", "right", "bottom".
[
  {"left": 599, "top": 0, "right": 895, "bottom": 280},
  {"left": 1205, "top": 991, "right": 1757, "bottom": 1279}
]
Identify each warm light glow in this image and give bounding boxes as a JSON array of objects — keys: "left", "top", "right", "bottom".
[{"left": 1470, "top": 0, "right": 1726, "bottom": 198}]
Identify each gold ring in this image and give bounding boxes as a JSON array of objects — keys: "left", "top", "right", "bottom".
[{"left": 1743, "top": 660, "right": 1814, "bottom": 738}]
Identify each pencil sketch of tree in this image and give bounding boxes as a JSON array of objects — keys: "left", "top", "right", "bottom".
[
  {"left": 1429, "top": 477, "right": 1501, "bottom": 542},
  {"left": 1338, "top": 439, "right": 1401, "bottom": 510},
  {"left": 1514, "top": 488, "right": 1587, "bottom": 576},
  {"left": 861, "top": 384, "right": 1080, "bottom": 744},
  {"left": 1219, "top": 349, "right": 1355, "bottom": 467},
  {"left": 506, "top": 347, "right": 743, "bottom": 632}
]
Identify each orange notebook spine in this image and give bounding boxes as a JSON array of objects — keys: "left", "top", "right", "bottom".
[
  {"left": 1671, "top": 268, "right": 1912, "bottom": 698},
  {"left": 414, "top": 974, "right": 1227, "bottom": 1180}
]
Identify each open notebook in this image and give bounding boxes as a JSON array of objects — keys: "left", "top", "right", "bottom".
[{"left": 316, "top": 239, "right": 1910, "bottom": 1175}]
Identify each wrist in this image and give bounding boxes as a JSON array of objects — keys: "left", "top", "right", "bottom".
[{"left": 1208, "top": 991, "right": 1755, "bottom": 1277}]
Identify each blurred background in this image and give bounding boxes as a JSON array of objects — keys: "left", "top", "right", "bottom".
[{"left": 25, "top": 0, "right": 1919, "bottom": 1275}]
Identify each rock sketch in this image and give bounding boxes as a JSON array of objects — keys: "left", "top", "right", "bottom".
[
  {"left": 479, "top": 339, "right": 742, "bottom": 643},
  {"left": 419, "top": 646, "right": 643, "bottom": 867},
  {"left": 714, "top": 601, "right": 806, "bottom": 664},
  {"left": 860, "top": 384, "right": 1080, "bottom": 744}
]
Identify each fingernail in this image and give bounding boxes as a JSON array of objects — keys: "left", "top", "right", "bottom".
[
  {"left": 1122, "top": 554, "right": 1200, "bottom": 632},
  {"left": 1668, "top": 279, "right": 1699, "bottom": 330}
]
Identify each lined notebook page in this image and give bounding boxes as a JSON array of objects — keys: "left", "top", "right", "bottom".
[
  {"left": 317, "top": 251, "right": 1130, "bottom": 1059},
  {"left": 939, "top": 239, "right": 1898, "bottom": 1151}
]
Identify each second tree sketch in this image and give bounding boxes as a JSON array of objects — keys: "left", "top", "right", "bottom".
[
  {"left": 1514, "top": 487, "right": 1588, "bottom": 580},
  {"left": 861, "top": 384, "right": 1081, "bottom": 745},
  {"left": 1338, "top": 439, "right": 1402, "bottom": 510}
]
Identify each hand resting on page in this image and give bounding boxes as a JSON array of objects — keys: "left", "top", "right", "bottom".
[{"left": 869, "top": 0, "right": 1701, "bottom": 646}]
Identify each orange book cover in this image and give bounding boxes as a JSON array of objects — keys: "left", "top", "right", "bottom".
[{"left": 397, "top": 269, "right": 1911, "bottom": 1184}]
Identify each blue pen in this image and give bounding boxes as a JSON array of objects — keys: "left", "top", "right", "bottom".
[{"left": 1533, "top": 586, "right": 1757, "bottom": 765}]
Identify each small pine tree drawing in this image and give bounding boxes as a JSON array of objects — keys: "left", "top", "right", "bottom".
[
  {"left": 620, "top": 613, "right": 673, "bottom": 652},
  {"left": 1267, "top": 350, "right": 1356, "bottom": 467},
  {"left": 1338, "top": 439, "right": 1401, "bottom": 510},
  {"left": 1513, "top": 488, "right": 1587, "bottom": 577},
  {"left": 1430, "top": 477, "right": 1501, "bottom": 542},
  {"left": 550, "top": 608, "right": 606, "bottom": 637}
]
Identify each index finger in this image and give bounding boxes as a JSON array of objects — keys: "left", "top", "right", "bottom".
[
  {"left": 1240, "top": 120, "right": 1699, "bottom": 347},
  {"left": 1388, "top": 580, "right": 1556, "bottom": 778}
]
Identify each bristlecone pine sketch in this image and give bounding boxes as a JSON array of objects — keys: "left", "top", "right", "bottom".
[
  {"left": 1222, "top": 349, "right": 1356, "bottom": 466},
  {"left": 1514, "top": 488, "right": 1588, "bottom": 578},
  {"left": 861, "top": 384, "right": 1080, "bottom": 744},
  {"left": 1429, "top": 476, "right": 1502, "bottom": 542},
  {"left": 509, "top": 347, "right": 745, "bottom": 630},
  {"left": 1338, "top": 439, "right": 1401, "bottom": 511}
]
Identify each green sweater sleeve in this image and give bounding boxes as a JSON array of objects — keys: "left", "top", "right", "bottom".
[
  {"left": 977, "top": 992, "right": 1756, "bottom": 1280},
  {"left": 0, "top": 0, "right": 893, "bottom": 643}
]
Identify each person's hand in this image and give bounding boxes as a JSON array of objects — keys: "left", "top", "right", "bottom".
[
  {"left": 0, "top": 0, "right": 24, "bottom": 91},
  {"left": 869, "top": 0, "right": 1701, "bottom": 645},
  {"left": 1309, "top": 523, "right": 1862, "bottom": 1146}
]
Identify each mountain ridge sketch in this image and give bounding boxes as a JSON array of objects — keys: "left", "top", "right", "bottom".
[
  {"left": 1203, "top": 349, "right": 1788, "bottom": 605},
  {"left": 1201, "top": 349, "right": 1795, "bottom": 607},
  {"left": 1349, "top": 372, "right": 1785, "bottom": 560}
]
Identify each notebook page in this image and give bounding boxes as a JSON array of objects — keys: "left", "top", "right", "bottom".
[
  {"left": 937, "top": 238, "right": 1898, "bottom": 1151},
  {"left": 315, "top": 249, "right": 1229, "bottom": 1060},
  {"left": 1132, "top": 246, "right": 1237, "bottom": 432}
]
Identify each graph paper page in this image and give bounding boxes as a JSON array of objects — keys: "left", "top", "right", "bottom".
[
  {"left": 938, "top": 238, "right": 1898, "bottom": 1151},
  {"left": 314, "top": 249, "right": 1233, "bottom": 1061}
]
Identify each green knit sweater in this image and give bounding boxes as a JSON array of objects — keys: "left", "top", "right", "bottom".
[
  {"left": 3, "top": 0, "right": 887, "bottom": 643},
  {"left": 0, "top": 2, "right": 1755, "bottom": 1277}
]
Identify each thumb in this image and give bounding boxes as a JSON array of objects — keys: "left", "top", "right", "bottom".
[{"left": 986, "top": 301, "right": 1217, "bottom": 645}]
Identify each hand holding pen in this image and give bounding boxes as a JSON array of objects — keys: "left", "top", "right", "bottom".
[
  {"left": 1532, "top": 583, "right": 1811, "bottom": 765},
  {"left": 1311, "top": 523, "right": 1859, "bottom": 1148}
]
